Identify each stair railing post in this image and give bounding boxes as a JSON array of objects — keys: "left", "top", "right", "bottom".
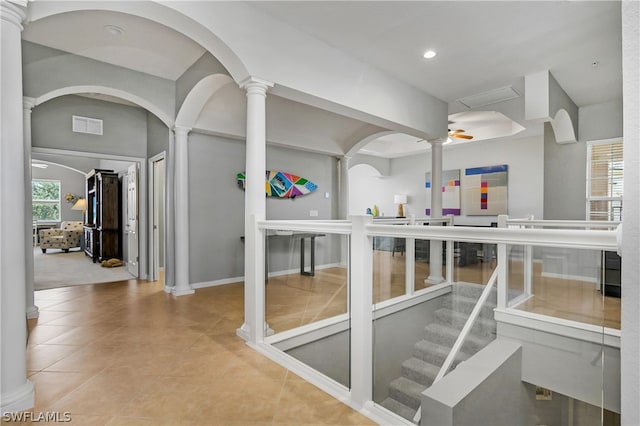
[
  {"left": 497, "top": 215, "right": 509, "bottom": 309},
  {"left": 523, "top": 214, "right": 534, "bottom": 299},
  {"left": 350, "top": 215, "right": 374, "bottom": 407},
  {"left": 446, "top": 214, "right": 454, "bottom": 284},
  {"left": 406, "top": 214, "right": 416, "bottom": 295}
]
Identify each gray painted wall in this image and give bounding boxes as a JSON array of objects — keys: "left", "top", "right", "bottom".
[
  {"left": 187, "top": 132, "right": 342, "bottom": 284},
  {"left": 31, "top": 164, "right": 86, "bottom": 223},
  {"left": 276, "top": 295, "right": 449, "bottom": 402},
  {"left": 544, "top": 99, "right": 623, "bottom": 220},
  {"left": 543, "top": 123, "right": 587, "bottom": 220},
  {"left": 147, "top": 112, "right": 170, "bottom": 158},
  {"left": 188, "top": 133, "right": 246, "bottom": 283},
  {"left": 32, "top": 95, "right": 148, "bottom": 158},
  {"left": 579, "top": 100, "right": 623, "bottom": 142}
]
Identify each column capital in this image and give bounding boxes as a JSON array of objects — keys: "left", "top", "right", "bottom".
[
  {"left": 173, "top": 125, "right": 191, "bottom": 137},
  {"left": 427, "top": 137, "right": 447, "bottom": 147},
  {"left": 23, "top": 97, "right": 36, "bottom": 112},
  {"left": 239, "top": 77, "right": 274, "bottom": 96},
  {"left": 1, "top": 1, "right": 27, "bottom": 30}
]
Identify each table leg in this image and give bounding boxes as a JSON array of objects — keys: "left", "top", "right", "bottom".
[{"left": 300, "top": 236, "right": 316, "bottom": 276}]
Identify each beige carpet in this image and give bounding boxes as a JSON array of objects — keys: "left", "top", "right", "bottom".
[{"left": 34, "top": 248, "right": 135, "bottom": 290}]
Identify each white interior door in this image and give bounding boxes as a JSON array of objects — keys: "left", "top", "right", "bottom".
[
  {"left": 151, "top": 156, "right": 165, "bottom": 282},
  {"left": 126, "top": 163, "right": 139, "bottom": 277}
]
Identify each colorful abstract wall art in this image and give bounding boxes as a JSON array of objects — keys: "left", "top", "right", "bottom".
[
  {"left": 425, "top": 169, "right": 461, "bottom": 216},
  {"left": 236, "top": 171, "right": 318, "bottom": 199},
  {"left": 461, "top": 164, "right": 508, "bottom": 215}
]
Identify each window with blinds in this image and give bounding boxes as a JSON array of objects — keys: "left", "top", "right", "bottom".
[{"left": 587, "top": 140, "right": 623, "bottom": 221}]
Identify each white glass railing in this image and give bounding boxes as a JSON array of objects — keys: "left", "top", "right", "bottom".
[{"left": 240, "top": 215, "right": 620, "bottom": 425}]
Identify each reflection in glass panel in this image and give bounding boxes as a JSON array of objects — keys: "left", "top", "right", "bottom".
[
  {"left": 373, "top": 236, "right": 407, "bottom": 303},
  {"left": 265, "top": 232, "right": 349, "bottom": 335},
  {"left": 267, "top": 231, "right": 351, "bottom": 389},
  {"left": 514, "top": 247, "right": 621, "bottom": 330}
]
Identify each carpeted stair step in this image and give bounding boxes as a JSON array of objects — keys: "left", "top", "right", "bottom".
[
  {"left": 434, "top": 308, "right": 497, "bottom": 337},
  {"left": 452, "top": 282, "right": 497, "bottom": 298},
  {"left": 442, "top": 294, "right": 496, "bottom": 318},
  {"left": 380, "top": 397, "right": 417, "bottom": 422},
  {"left": 423, "top": 323, "right": 493, "bottom": 354},
  {"left": 401, "top": 357, "right": 440, "bottom": 386},
  {"left": 388, "top": 376, "right": 427, "bottom": 410},
  {"left": 413, "top": 340, "right": 470, "bottom": 367}
]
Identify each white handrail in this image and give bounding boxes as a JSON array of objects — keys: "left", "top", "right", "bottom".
[
  {"left": 367, "top": 224, "right": 617, "bottom": 251},
  {"left": 413, "top": 268, "right": 499, "bottom": 424},
  {"left": 506, "top": 219, "right": 620, "bottom": 229}
]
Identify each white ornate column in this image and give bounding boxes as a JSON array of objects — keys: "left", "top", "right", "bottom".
[
  {"left": 163, "top": 131, "right": 175, "bottom": 292},
  {"left": 338, "top": 155, "right": 350, "bottom": 219},
  {"left": 237, "top": 77, "right": 273, "bottom": 343},
  {"left": 23, "top": 97, "right": 38, "bottom": 319},
  {"left": 427, "top": 138, "right": 445, "bottom": 284},
  {"left": 171, "top": 125, "right": 194, "bottom": 296},
  {"left": 1, "top": 0, "right": 35, "bottom": 413}
]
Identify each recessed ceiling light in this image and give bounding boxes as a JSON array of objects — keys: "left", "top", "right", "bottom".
[
  {"left": 423, "top": 50, "right": 437, "bottom": 59},
  {"left": 104, "top": 25, "right": 125, "bottom": 36}
]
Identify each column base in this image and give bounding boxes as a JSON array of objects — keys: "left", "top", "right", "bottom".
[
  {"left": 425, "top": 275, "right": 445, "bottom": 285},
  {"left": 236, "top": 323, "right": 251, "bottom": 341},
  {"left": 26, "top": 305, "right": 39, "bottom": 319},
  {"left": 171, "top": 287, "right": 194, "bottom": 297},
  {"left": 1, "top": 380, "right": 34, "bottom": 414},
  {"left": 236, "top": 322, "right": 275, "bottom": 341},
  {"left": 163, "top": 285, "right": 173, "bottom": 294}
]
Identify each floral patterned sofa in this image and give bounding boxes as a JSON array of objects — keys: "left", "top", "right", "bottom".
[{"left": 39, "top": 221, "right": 83, "bottom": 253}]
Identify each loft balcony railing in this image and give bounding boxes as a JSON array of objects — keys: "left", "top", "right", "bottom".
[{"left": 239, "top": 215, "right": 621, "bottom": 425}]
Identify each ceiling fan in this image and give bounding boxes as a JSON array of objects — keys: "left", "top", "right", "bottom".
[{"left": 448, "top": 128, "right": 473, "bottom": 140}]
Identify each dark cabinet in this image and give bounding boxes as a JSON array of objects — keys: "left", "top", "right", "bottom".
[
  {"left": 84, "top": 169, "right": 121, "bottom": 262},
  {"left": 602, "top": 251, "right": 621, "bottom": 297}
]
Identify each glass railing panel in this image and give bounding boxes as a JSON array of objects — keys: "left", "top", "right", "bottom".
[
  {"left": 513, "top": 246, "right": 620, "bottom": 330},
  {"left": 453, "top": 240, "right": 495, "bottom": 285},
  {"left": 373, "top": 236, "right": 407, "bottom": 303},
  {"left": 266, "top": 230, "right": 351, "bottom": 389},
  {"left": 506, "top": 244, "right": 526, "bottom": 305},
  {"left": 265, "top": 231, "right": 349, "bottom": 334}
]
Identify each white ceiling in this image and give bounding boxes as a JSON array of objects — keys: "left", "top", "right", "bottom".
[
  {"left": 249, "top": 1, "right": 622, "bottom": 108},
  {"left": 21, "top": 1, "right": 622, "bottom": 158},
  {"left": 22, "top": 10, "right": 205, "bottom": 81}
]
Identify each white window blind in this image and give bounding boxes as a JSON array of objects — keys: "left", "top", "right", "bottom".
[{"left": 587, "top": 140, "right": 623, "bottom": 221}]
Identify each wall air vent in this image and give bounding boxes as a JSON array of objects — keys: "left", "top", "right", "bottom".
[
  {"left": 72, "top": 115, "right": 103, "bottom": 136},
  {"left": 457, "top": 86, "right": 521, "bottom": 109}
]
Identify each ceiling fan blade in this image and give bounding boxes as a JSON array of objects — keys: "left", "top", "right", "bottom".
[{"left": 451, "top": 133, "right": 474, "bottom": 140}]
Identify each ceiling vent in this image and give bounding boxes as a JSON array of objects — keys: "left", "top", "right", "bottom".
[
  {"left": 72, "top": 115, "right": 103, "bottom": 136},
  {"left": 457, "top": 86, "right": 521, "bottom": 109}
]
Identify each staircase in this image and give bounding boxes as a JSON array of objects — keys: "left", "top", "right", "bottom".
[{"left": 380, "top": 283, "right": 498, "bottom": 422}]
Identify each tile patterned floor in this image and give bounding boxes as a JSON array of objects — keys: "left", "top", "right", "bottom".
[{"left": 23, "top": 280, "right": 376, "bottom": 426}]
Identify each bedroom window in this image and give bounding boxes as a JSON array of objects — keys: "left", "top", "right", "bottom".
[
  {"left": 32, "top": 179, "right": 61, "bottom": 221},
  {"left": 587, "top": 139, "right": 623, "bottom": 221}
]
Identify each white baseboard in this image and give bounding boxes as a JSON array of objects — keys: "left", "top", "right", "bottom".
[
  {"left": 540, "top": 271, "right": 598, "bottom": 284},
  {"left": 191, "top": 263, "right": 345, "bottom": 290}
]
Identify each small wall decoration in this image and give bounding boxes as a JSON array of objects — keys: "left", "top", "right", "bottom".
[
  {"left": 236, "top": 170, "right": 318, "bottom": 199},
  {"left": 425, "top": 169, "right": 461, "bottom": 216},
  {"left": 461, "top": 164, "right": 508, "bottom": 215}
]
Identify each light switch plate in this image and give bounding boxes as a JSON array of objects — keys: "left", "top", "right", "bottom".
[{"left": 310, "top": 210, "right": 319, "bottom": 217}]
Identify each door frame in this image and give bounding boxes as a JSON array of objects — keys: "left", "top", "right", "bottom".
[
  {"left": 32, "top": 147, "right": 148, "bottom": 279},
  {"left": 148, "top": 151, "right": 166, "bottom": 282}
]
